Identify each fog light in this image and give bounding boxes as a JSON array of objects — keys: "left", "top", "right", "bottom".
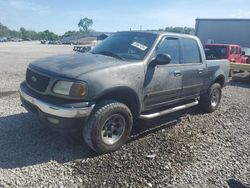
[{"left": 47, "top": 117, "right": 60, "bottom": 125}]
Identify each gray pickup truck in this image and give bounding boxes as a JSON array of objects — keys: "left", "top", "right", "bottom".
[{"left": 19, "top": 31, "right": 230, "bottom": 153}]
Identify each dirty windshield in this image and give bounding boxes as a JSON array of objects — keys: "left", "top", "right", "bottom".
[{"left": 90, "top": 32, "right": 157, "bottom": 61}]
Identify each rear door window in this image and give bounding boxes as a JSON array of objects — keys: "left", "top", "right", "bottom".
[{"left": 182, "top": 38, "right": 201, "bottom": 63}]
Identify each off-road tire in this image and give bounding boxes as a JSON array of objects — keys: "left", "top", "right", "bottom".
[
  {"left": 82, "top": 100, "right": 133, "bottom": 154},
  {"left": 200, "top": 83, "right": 222, "bottom": 113}
]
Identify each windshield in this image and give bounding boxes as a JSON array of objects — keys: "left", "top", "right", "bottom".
[
  {"left": 204, "top": 45, "right": 228, "bottom": 60},
  {"left": 90, "top": 32, "right": 157, "bottom": 61}
]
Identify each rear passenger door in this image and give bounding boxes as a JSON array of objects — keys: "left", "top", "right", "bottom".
[{"left": 180, "top": 37, "right": 206, "bottom": 99}]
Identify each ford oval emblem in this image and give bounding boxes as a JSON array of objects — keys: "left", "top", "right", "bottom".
[{"left": 31, "top": 76, "right": 37, "bottom": 82}]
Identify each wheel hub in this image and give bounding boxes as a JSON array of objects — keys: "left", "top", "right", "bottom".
[
  {"left": 211, "top": 89, "right": 220, "bottom": 107},
  {"left": 101, "top": 114, "right": 126, "bottom": 145}
]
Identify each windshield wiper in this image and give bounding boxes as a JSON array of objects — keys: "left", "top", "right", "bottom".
[{"left": 94, "top": 51, "right": 124, "bottom": 60}]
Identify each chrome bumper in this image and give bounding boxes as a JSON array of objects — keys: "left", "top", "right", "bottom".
[{"left": 19, "top": 88, "right": 95, "bottom": 118}]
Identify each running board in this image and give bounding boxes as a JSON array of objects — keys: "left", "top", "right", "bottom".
[{"left": 139, "top": 100, "right": 199, "bottom": 119}]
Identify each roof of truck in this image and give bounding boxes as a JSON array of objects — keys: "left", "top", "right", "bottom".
[{"left": 117, "top": 30, "right": 197, "bottom": 39}]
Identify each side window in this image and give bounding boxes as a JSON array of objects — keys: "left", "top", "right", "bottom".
[
  {"left": 182, "top": 38, "right": 201, "bottom": 63},
  {"left": 236, "top": 47, "right": 239, "bottom": 54},
  {"left": 156, "top": 38, "right": 180, "bottom": 64},
  {"left": 230, "top": 47, "right": 235, "bottom": 54}
]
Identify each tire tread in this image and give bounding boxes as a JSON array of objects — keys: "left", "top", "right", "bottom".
[{"left": 83, "top": 100, "right": 132, "bottom": 153}]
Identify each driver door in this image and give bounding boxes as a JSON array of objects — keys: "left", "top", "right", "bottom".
[{"left": 143, "top": 37, "right": 183, "bottom": 110}]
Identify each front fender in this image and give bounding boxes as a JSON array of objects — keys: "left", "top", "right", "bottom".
[{"left": 77, "top": 62, "right": 145, "bottom": 111}]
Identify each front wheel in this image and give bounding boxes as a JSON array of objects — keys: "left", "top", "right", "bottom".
[
  {"left": 199, "top": 83, "right": 222, "bottom": 113},
  {"left": 82, "top": 100, "right": 133, "bottom": 154}
]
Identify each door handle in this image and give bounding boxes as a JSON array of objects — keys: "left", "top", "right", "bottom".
[
  {"left": 174, "top": 71, "right": 182, "bottom": 77},
  {"left": 197, "top": 69, "right": 203, "bottom": 74}
]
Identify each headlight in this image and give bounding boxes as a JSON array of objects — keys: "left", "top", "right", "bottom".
[{"left": 52, "top": 81, "right": 87, "bottom": 97}]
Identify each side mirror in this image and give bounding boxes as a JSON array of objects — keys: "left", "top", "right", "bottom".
[
  {"left": 155, "top": 54, "right": 171, "bottom": 65},
  {"left": 242, "top": 51, "right": 245, "bottom": 55}
]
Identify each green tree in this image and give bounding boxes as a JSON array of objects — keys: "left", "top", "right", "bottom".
[
  {"left": 0, "top": 22, "right": 60, "bottom": 40},
  {"left": 78, "top": 17, "right": 93, "bottom": 33},
  {"left": 0, "top": 22, "right": 11, "bottom": 38},
  {"left": 164, "top": 27, "right": 195, "bottom": 34},
  {"left": 62, "top": 30, "right": 79, "bottom": 38},
  {"left": 20, "top": 27, "right": 29, "bottom": 40},
  {"left": 39, "top": 30, "right": 59, "bottom": 41}
]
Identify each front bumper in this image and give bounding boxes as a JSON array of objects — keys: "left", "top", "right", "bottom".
[{"left": 19, "top": 82, "right": 95, "bottom": 129}]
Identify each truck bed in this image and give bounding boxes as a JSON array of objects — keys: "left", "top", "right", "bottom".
[{"left": 206, "top": 59, "right": 230, "bottom": 83}]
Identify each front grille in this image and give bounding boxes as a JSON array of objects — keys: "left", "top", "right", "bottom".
[{"left": 26, "top": 68, "right": 50, "bottom": 92}]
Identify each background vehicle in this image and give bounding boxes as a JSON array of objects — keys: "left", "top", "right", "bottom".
[
  {"left": 19, "top": 31, "right": 230, "bottom": 153},
  {"left": 204, "top": 44, "right": 247, "bottom": 63},
  {"left": 40, "top": 40, "right": 46, "bottom": 44},
  {"left": 47, "top": 40, "right": 62, "bottom": 45},
  {"left": 0, "top": 37, "right": 7, "bottom": 42},
  {"left": 242, "top": 48, "right": 250, "bottom": 64}
]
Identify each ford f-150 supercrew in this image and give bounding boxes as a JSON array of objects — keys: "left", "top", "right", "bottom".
[{"left": 19, "top": 31, "right": 230, "bottom": 153}]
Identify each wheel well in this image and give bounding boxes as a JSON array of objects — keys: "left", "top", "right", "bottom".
[
  {"left": 214, "top": 75, "right": 225, "bottom": 87},
  {"left": 96, "top": 89, "right": 140, "bottom": 116}
]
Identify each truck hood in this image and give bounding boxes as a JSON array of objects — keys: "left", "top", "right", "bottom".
[{"left": 29, "top": 53, "right": 124, "bottom": 78}]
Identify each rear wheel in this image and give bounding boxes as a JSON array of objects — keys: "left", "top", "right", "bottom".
[
  {"left": 200, "top": 83, "right": 222, "bottom": 113},
  {"left": 82, "top": 100, "right": 133, "bottom": 153}
]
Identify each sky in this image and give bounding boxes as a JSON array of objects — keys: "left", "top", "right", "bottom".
[{"left": 0, "top": 0, "right": 250, "bottom": 35}]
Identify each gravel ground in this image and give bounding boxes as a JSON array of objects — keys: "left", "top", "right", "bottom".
[{"left": 0, "top": 42, "right": 249, "bottom": 187}]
